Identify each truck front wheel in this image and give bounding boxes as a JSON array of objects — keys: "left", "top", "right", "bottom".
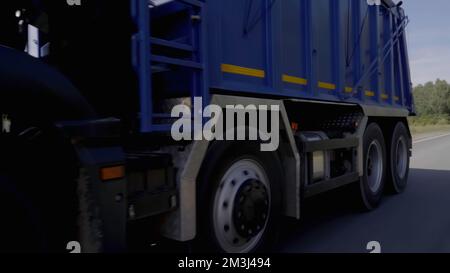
[
  {"left": 0, "top": 114, "right": 79, "bottom": 252},
  {"left": 197, "top": 141, "right": 282, "bottom": 253}
]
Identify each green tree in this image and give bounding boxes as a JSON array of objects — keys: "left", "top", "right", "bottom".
[{"left": 412, "top": 79, "right": 450, "bottom": 125}]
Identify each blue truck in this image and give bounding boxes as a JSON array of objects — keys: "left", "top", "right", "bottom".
[{"left": 0, "top": 0, "right": 413, "bottom": 253}]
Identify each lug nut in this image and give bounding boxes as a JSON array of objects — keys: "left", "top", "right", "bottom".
[{"left": 115, "top": 194, "right": 123, "bottom": 202}]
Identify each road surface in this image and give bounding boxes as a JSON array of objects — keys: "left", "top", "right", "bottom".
[{"left": 276, "top": 132, "right": 450, "bottom": 253}]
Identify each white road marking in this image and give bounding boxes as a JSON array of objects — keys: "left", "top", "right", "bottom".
[{"left": 413, "top": 133, "right": 450, "bottom": 144}]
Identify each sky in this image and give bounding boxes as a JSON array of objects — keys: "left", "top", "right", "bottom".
[{"left": 404, "top": 0, "right": 450, "bottom": 86}]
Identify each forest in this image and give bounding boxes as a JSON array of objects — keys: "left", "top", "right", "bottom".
[{"left": 410, "top": 79, "right": 450, "bottom": 127}]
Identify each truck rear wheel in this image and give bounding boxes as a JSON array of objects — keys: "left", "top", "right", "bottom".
[
  {"left": 359, "top": 123, "right": 387, "bottom": 210},
  {"left": 0, "top": 175, "right": 47, "bottom": 252},
  {"left": 197, "top": 141, "right": 282, "bottom": 253},
  {"left": 387, "top": 122, "right": 410, "bottom": 194}
]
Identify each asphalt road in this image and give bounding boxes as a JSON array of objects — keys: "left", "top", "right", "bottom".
[{"left": 276, "top": 132, "right": 450, "bottom": 253}]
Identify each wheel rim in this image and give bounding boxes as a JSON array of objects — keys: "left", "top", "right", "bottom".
[
  {"left": 366, "top": 140, "right": 383, "bottom": 193},
  {"left": 213, "top": 159, "right": 270, "bottom": 253},
  {"left": 395, "top": 136, "right": 408, "bottom": 180}
]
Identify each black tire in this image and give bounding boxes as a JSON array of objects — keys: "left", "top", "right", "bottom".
[
  {"left": 387, "top": 122, "right": 411, "bottom": 194},
  {"left": 0, "top": 175, "right": 47, "bottom": 252},
  {"left": 0, "top": 115, "right": 79, "bottom": 253},
  {"left": 359, "top": 123, "right": 387, "bottom": 211},
  {"left": 196, "top": 141, "right": 283, "bottom": 253}
]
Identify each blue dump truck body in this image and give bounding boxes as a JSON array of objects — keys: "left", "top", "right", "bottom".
[
  {"left": 132, "top": 0, "right": 413, "bottom": 133},
  {"left": 0, "top": 0, "right": 414, "bottom": 253}
]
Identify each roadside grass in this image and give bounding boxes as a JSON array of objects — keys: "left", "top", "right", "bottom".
[
  {"left": 410, "top": 124, "right": 450, "bottom": 135},
  {"left": 408, "top": 115, "right": 450, "bottom": 137}
]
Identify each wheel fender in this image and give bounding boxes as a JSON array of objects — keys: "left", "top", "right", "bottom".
[{"left": 0, "top": 45, "right": 96, "bottom": 122}]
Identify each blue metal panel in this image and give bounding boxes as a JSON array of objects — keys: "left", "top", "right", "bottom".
[
  {"left": 352, "top": 0, "right": 363, "bottom": 102},
  {"left": 221, "top": 1, "right": 270, "bottom": 89},
  {"left": 132, "top": 0, "right": 414, "bottom": 133},
  {"left": 369, "top": 4, "right": 379, "bottom": 104},
  {"left": 131, "top": 0, "right": 152, "bottom": 132},
  {"left": 280, "top": 0, "right": 307, "bottom": 93},
  {"left": 331, "top": 0, "right": 343, "bottom": 100},
  {"left": 304, "top": 0, "right": 314, "bottom": 99},
  {"left": 312, "top": 0, "right": 333, "bottom": 95},
  {"left": 398, "top": 9, "right": 413, "bottom": 112},
  {"left": 385, "top": 11, "right": 395, "bottom": 105}
]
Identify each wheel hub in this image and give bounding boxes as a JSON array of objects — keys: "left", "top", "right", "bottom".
[
  {"left": 367, "top": 158, "right": 373, "bottom": 176},
  {"left": 212, "top": 159, "right": 271, "bottom": 253},
  {"left": 233, "top": 179, "right": 269, "bottom": 239},
  {"left": 366, "top": 140, "right": 383, "bottom": 193},
  {"left": 396, "top": 137, "right": 408, "bottom": 179}
]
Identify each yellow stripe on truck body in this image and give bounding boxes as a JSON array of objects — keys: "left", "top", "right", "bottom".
[
  {"left": 318, "top": 82, "right": 336, "bottom": 90},
  {"left": 221, "top": 64, "right": 265, "bottom": 78},
  {"left": 282, "top": 75, "right": 308, "bottom": 86}
]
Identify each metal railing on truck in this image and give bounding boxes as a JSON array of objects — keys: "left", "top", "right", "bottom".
[
  {"left": 131, "top": 0, "right": 208, "bottom": 133},
  {"left": 343, "top": 1, "right": 411, "bottom": 106}
]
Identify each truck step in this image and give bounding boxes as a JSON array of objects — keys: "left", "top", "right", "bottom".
[
  {"left": 301, "top": 137, "right": 359, "bottom": 153},
  {"left": 304, "top": 172, "right": 360, "bottom": 198},
  {"left": 150, "top": 37, "right": 194, "bottom": 52},
  {"left": 151, "top": 54, "right": 203, "bottom": 70},
  {"left": 128, "top": 189, "right": 177, "bottom": 220},
  {"left": 295, "top": 131, "right": 359, "bottom": 153},
  {"left": 126, "top": 152, "right": 173, "bottom": 171},
  {"left": 126, "top": 152, "right": 178, "bottom": 219}
]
